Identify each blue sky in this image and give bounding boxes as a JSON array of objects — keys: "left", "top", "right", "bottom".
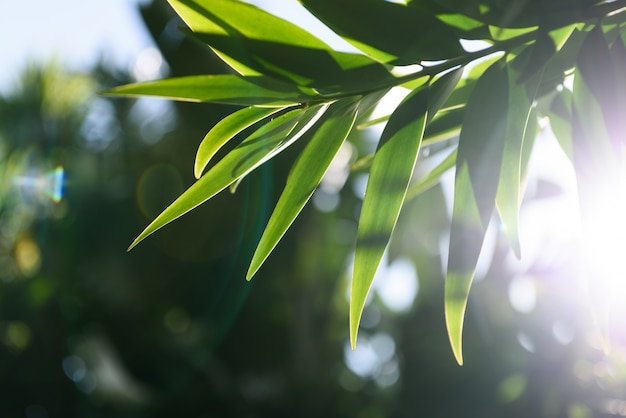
[
  {"left": 1, "top": 0, "right": 154, "bottom": 93},
  {"left": 0, "top": 0, "right": 357, "bottom": 95}
]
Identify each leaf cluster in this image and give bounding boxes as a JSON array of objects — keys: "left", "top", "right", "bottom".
[{"left": 106, "top": 0, "right": 626, "bottom": 364}]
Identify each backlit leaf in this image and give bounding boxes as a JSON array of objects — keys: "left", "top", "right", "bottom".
[
  {"left": 495, "top": 64, "right": 541, "bottom": 258},
  {"left": 351, "top": 69, "right": 462, "bottom": 348},
  {"left": 351, "top": 87, "right": 428, "bottom": 349},
  {"left": 247, "top": 99, "right": 359, "bottom": 280},
  {"left": 168, "top": 0, "right": 330, "bottom": 75},
  {"left": 194, "top": 106, "right": 286, "bottom": 179},
  {"left": 446, "top": 59, "right": 509, "bottom": 365},
  {"left": 300, "top": 0, "right": 464, "bottom": 65},
  {"left": 191, "top": 33, "right": 396, "bottom": 93},
  {"left": 105, "top": 75, "right": 316, "bottom": 107},
  {"left": 128, "top": 104, "right": 328, "bottom": 250}
]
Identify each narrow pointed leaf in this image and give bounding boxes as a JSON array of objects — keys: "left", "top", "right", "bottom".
[
  {"left": 169, "top": 0, "right": 329, "bottom": 49},
  {"left": 300, "top": 0, "right": 464, "bottom": 64},
  {"left": 351, "top": 69, "right": 461, "bottom": 348},
  {"left": 247, "top": 99, "right": 359, "bottom": 280},
  {"left": 446, "top": 60, "right": 509, "bottom": 365},
  {"left": 168, "top": 0, "right": 331, "bottom": 76},
  {"left": 195, "top": 106, "right": 286, "bottom": 178},
  {"left": 191, "top": 33, "right": 395, "bottom": 92},
  {"left": 495, "top": 65, "right": 541, "bottom": 258},
  {"left": 105, "top": 75, "right": 316, "bottom": 107},
  {"left": 128, "top": 105, "right": 327, "bottom": 250},
  {"left": 351, "top": 87, "right": 428, "bottom": 349}
]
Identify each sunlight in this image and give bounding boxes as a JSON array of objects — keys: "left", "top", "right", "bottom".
[{"left": 577, "top": 162, "right": 626, "bottom": 345}]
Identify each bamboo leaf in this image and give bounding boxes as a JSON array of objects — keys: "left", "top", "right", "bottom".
[
  {"left": 495, "top": 65, "right": 540, "bottom": 258},
  {"left": 191, "top": 33, "right": 396, "bottom": 93},
  {"left": 168, "top": 0, "right": 331, "bottom": 75},
  {"left": 247, "top": 99, "right": 359, "bottom": 280},
  {"left": 194, "top": 106, "right": 286, "bottom": 179},
  {"left": 351, "top": 69, "right": 461, "bottom": 348},
  {"left": 105, "top": 75, "right": 316, "bottom": 107},
  {"left": 351, "top": 87, "right": 428, "bottom": 349},
  {"left": 446, "top": 59, "right": 509, "bottom": 365},
  {"left": 169, "top": 0, "right": 329, "bottom": 49},
  {"left": 300, "top": 0, "right": 464, "bottom": 64},
  {"left": 128, "top": 105, "right": 327, "bottom": 250}
]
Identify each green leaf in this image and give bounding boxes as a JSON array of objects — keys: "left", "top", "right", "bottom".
[
  {"left": 168, "top": 0, "right": 330, "bottom": 76},
  {"left": 351, "top": 69, "right": 461, "bottom": 348},
  {"left": 190, "top": 33, "right": 396, "bottom": 93},
  {"left": 446, "top": 59, "right": 509, "bottom": 365},
  {"left": 105, "top": 75, "right": 316, "bottom": 107},
  {"left": 247, "top": 99, "right": 359, "bottom": 280},
  {"left": 577, "top": 26, "right": 625, "bottom": 151},
  {"left": 194, "top": 106, "right": 287, "bottom": 179},
  {"left": 351, "top": 87, "right": 428, "bottom": 349},
  {"left": 128, "top": 104, "right": 328, "bottom": 250},
  {"left": 495, "top": 65, "right": 541, "bottom": 258},
  {"left": 300, "top": 0, "right": 464, "bottom": 65}
]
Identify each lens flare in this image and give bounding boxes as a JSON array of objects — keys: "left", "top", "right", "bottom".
[{"left": 13, "top": 166, "right": 65, "bottom": 204}]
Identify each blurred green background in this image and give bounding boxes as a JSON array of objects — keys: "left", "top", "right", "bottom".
[{"left": 1, "top": 1, "right": 626, "bottom": 417}]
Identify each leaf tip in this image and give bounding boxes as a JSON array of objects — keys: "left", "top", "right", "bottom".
[{"left": 445, "top": 311, "right": 465, "bottom": 366}]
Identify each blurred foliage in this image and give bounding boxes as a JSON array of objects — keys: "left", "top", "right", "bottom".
[{"left": 1, "top": 1, "right": 626, "bottom": 417}]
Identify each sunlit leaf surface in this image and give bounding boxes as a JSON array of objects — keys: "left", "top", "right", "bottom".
[
  {"left": 128, "top": 105, "right": 328, "bottom": 250},
  {"left": 105, "top": 75, "right": 317, "bottom": 106},
  {"left": 195, "top": 106, "right": 287, "bottom": 179},
  {"left": 351, "top": 70, "right": 461, "bottom": 348},
  {"left": 247, "top": 99, "right": 359, "bottom": 280}
]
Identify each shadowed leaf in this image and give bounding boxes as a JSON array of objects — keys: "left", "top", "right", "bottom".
[
  {"left": 300, "top": 0, "right": 464, "bottom": 64},
  {"left": 495, "top": 63, "right": 541, "bottom": 258},
  {"left": 446, "top": 59, "right": 509, "bottom": 365},
  {"left": 351, "top": 69, "right": 462, "bottom": 349}
]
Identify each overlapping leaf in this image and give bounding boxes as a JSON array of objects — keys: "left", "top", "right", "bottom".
[
  {"left": 190, "top": 33, "right": 397, "bottom": 92},
  {"left": 351, "top": 69, "right": 462, "bottom": 348},
  {"left": 128, "top": 104, "right": 328, "bottom": 250},
  {"left": 169, "top": 0, "right": 395, "bottom": 93},
  {"left": 168, "top": 0, "right": 329, "bottom": 76},
  {"left": 247, "top": 98, "right": 360, "bottom": 280},
  {"left": 299, "top": 0, "right": 464, "bottom": 65},
  {"left": 195, "top": 106, "right": 287, "bottom": 179},
  {"left": 446, "top": 59, "right": 509, "bottom": 365},
  {"left": 495, "top": 61, "right": 541, "bottom": 258}
]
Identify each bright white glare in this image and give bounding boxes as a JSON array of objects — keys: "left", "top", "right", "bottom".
[
  {"left": 245, "top": 0, "right": 358, "bottom": 53},
  {"left": 375, "top": 258, "right": 418, "bottom": 313},
  {"left": 517, "top": 332, "right": 535, "bottom": 353},
  {"left": 508, "top": 275, "right": 537, "bottom": 314},
  {"left": 344, "top": 337, "right": 379, "bottom": 377},
  {"left": 132, "top": 47, "right": 169, "bottom": 82},
  {"left": 552, "top": 320, "right": 575, "bottom": 345},
  {"left": 460, "top": 39, "right": 491, "bottom": 53}
]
